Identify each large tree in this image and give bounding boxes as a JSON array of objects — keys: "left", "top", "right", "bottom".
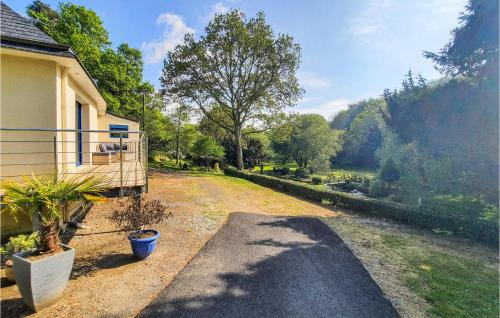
[
  {"left": 331, "top": 98, "right": 387, "bottom": 167},
  {"left": 276, "top": 114, "right": 343, "bottom": 171},
  {"left": 160, "top": 10, "right": 302, "bottom": 169},
  {"left": 424, "top": 0, "right": 499, "bottom": 81},
  {"left": 27, "top": 1, "right": 151, "bottom": 119},
  {"left": 165, "top": 105, "right": 199, "bottom": 164}
]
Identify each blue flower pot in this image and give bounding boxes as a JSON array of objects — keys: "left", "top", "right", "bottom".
[{"left": 128, "top": 230, "right": 160, "bottom": 259}]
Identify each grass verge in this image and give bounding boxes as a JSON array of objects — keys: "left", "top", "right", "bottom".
[{"left": 323, "top": 216, "right": 499, "bottom": 318}]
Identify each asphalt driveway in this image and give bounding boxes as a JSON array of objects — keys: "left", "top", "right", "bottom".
[{"left": 138, "top": 212, "right": 398, "bottom": 318}]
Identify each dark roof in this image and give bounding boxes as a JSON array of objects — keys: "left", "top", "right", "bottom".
[
  {"left": 0, "top": 2, "right": 73, "bottom": 56},
  {"left": 1, "top": 2, "right": 57, "bottom": 45}
]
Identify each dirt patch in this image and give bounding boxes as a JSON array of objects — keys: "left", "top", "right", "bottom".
[{"left": 1, "top": 170, "right": 338, "bottom": 318}]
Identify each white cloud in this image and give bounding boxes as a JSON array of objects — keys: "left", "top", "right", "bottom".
[
  {"left": 296, "top": 99, "right": 350, "bottom": 120},
  {"left": 347, "top": 0, "right": 466, "bottom": 50},
  {"left": 141, "top": 13, "right": 195, "bottom": 64},
  {"left": 212, "top": 2, "right": 229, "bottom": 15},
  {"left": 298, "top": 71, "right": 332, "bottom": 90},
  {"left": 201, "top": 2, "right": 230, "bottom": 22}
]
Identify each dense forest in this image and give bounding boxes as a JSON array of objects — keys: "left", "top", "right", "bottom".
[{"left": 27, "top": 0, "right": 499, "bottom": 229}]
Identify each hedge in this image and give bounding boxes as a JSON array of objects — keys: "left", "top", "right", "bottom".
[{"left": 224, "top": 168, "right": 498, "bottom": 245}]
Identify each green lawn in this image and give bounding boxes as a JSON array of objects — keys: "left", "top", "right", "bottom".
[{"left": 251, "top": 161, "right": 376, "bottom": 179}]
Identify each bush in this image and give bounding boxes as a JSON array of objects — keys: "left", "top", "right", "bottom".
[
  {"left": 109, "top": 192, "right": 171, "bottom": 232},
  {"left": 311, "top": 176, "right": 324, "bottom": 185},
  {"left": 0, "top": 232, "right": 39, "bottom": 261},
  {"left": 224, "top": 167, "right": 498, "bottom": 245},
  {"left": 294, "top": 168, "right": 310, "bottom": 178},
  {"left": 273, "top": 167, "right": 290, "bottom": 176},
  {"left": 369, "top": 180, "right": 389, "bottom": 198},
  {"left": 380, "top": 158, "right": 400, "bottom": 181}
]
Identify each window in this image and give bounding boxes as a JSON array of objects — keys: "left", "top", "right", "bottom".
[{"left": 109, "top": 124, "right": 129, "bottom": 138}]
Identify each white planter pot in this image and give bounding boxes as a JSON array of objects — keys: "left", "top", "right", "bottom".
[{"left": 12, "top": 243, "right": 75, "bottom": 312}]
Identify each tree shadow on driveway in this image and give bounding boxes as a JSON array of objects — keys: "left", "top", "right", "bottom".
[{"left": 138, "top": 212, "right": 399, "bottom": 318}]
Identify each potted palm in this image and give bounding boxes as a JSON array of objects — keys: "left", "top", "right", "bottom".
[
  {"left": 109, "top": 192, "right": 170, "bottom": 259},
  {"left": 1, "top": 174, "right": 109, "bottom": 312}
]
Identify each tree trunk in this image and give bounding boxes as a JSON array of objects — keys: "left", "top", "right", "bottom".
[
  {"left": 175, "top": 132, "right": 180, "bottom": 164},
  {"left": 234, "top": 126, "right": 244, "bottom": 170},
  {"left": 39, "top": 222, "right": 60, "bottom": 253}
]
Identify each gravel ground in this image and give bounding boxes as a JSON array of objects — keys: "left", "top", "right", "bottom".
[{"left": 0, "top": 171, "right": 336, "bottom": 318}]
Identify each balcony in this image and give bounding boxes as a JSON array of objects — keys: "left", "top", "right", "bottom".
[{"left": 0, "top": 128, "right": 148, "bottom": 196}]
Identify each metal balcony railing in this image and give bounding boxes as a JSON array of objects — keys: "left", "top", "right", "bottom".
[{"left": 0, "top": 128, "right": 148, "bottom": 195}]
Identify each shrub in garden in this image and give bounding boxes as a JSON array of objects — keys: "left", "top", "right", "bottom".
[
  {"left": 380, "top": 158, "right": 400, "bottom": 181},
  {"left": 0, "top": 232, "right": 39, "bottom": 262},
  {"left": 109, "top": 192, "right": 171, "bottom": 238},
  {"left": 294, "top": 168, "right": 310, "bottom": 178},
  {"left": 279, "top": 167, "right": 291, "bottom": 175},
  {"left": 369, "top": 180, "right": 389, "bottom": 197},
  {"left": 311, "top": 176, "right": 324, "bottom": 185}
]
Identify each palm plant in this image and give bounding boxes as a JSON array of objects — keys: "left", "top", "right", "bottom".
[{"left": 2, "top": 174, "right": 109, "bottom": 253}]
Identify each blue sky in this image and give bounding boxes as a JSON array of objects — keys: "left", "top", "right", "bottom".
[{"left": 9, "top": 0, "right": 467, "bottom": 119}]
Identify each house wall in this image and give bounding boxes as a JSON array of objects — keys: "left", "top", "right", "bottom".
[
  {"left": 0, "top": 55, "right": 102, "bottom": 236},
  {"left": 0, "top": 55, "right": 59, "bottom": 236},
  {"left": 0, "top": 54, "right": 58, "bottom": 180}
]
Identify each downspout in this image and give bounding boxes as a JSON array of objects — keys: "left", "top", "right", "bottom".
[
  {"left": 61, "top": 66, "right": 68, "bottom": 171},
  {"left": 60, "top": 66, "right": 68, "bottom": 223}
]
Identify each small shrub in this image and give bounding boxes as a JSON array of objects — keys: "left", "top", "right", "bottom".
[
  {"left": 273, "top": 167, "right": 290, "bottom": 175},
  {"left": 369, "top": 180, "right": 389, "bottom": 197},
  {"left": 380, "top": 158, "right": 400, "bottom": 182},
  {"left": 294, "top": 168, "right": 309, "bottom": 178},
  {"left": 109, "top": 192, "right": 172, "bottom": 232},
  {"left": 0, "top": 232, "right": 39, "bottom": 261},
  {"left": 311, "top": 176, "right": 324, "bottom": 185}
]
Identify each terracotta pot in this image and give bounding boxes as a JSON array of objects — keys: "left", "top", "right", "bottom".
[{"left": 5, "top": 260, "right": 15, "bottom": 282}]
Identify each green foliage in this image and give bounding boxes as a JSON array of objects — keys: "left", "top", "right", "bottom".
[
  {"left": 381, "top": 75, "right": 499, "bottom": 204},
  {"left": 274, "top": 114, "right": 343, "bottom": 171},
  {"left": 274, "top": 167, "right": 291, "bottom": 176},
  {"left": 379, "top": 158, "right": 399, "bottom": 181},
  {"left": 166, "top": 105, "right": 199, "bottom": 163},
  {"left": 1, "top": 174, "right": 109, "bottom": 251},
  {"left": 161, "top": 9, "right": 303, "bottom": 169},
  {"left": 191, "top": 136, "right": 225, "bottom": 167},
  {"left": 27, "top": 1, "right": 166, "bottom": 131},
  {"left": 294, "top": 168, "right": 309, "bottom": 178},
  {"left": 311, "top": 176, "right": 324, "bottom": 185},
  {"left": 2, "top": 174, "right": 109, "bottom": 225},
  {"left": 331, "top": 98, "right": 387, "bottom": 167},
  {"left": 424, "top": 0, "right": 499, "bottom": 81},
  {"left": 368, "top": 180, "right": 389, "bottom": 198},
  {"left": 28, "top": 2, "right": 110, "bottom": 77},
  {"left": 243, "top": 134, "right": 273, "bottom": 169},
  {"left": 0, "top": 232, "right": 39, "bottom": 261},
  {"left": 225, "top": 168, "right": 498, "bottom": 245}
]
